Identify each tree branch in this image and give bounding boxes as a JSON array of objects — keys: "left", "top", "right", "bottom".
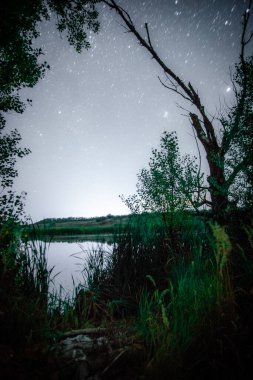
[
  {"left": 103, "top": 2, "right": 202, "bottom": 106},
  {"left": 144, "top": 22, "right": 154, "bottom": 49},
  {"left": 158, "top": 76, "right": 192, "bottom": 102},
  {"left": 221, "top": 0, "right": 253, "bottom": 154},
  {"left": 226, "top": 156, "right": 251, "bottom": 189},
  {"left": 103, "top": 0, "right": 219, "bottom": 152},
  {"left": 189, "top": 113, "right": 209, "bottom": 150},
  {"left": 240, "top": 0, "right": 252, "bottom": 72}
]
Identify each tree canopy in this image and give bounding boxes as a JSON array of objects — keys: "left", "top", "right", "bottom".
[
  {"left": 222, "top": 56, "right": 253, "bottom": 209},
  {"left": 122, "top": 131, "right": 206, "bottom": 216},
  {"left": 0, "top": 0, "right": 100, "bottom": 126}
]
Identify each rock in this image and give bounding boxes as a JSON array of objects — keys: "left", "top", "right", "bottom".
[
  {"left": 52, "top": 334, "right": 112, "bottom": 379},
  {"left": 60, "top": 335, "right": 94, "bottom": 354},
  {"left": 51, "top": 330, "right": 145, "bottom": 380},
  {"left": 57, "top": 334, "right": 111, "bottom": 358}
]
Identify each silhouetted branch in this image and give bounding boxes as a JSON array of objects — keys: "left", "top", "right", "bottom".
[
  {"left": 240, "top": 0, "right": 252, "bottom": 71},
  {"left": 144, "top": 22, "right": 154, "bottom": 49},
  {"left": 226, "top": 156, "right": 251, "bottom": 188},
  {"left": 158, "top": 76, "right": 192, "bottom": 102}
]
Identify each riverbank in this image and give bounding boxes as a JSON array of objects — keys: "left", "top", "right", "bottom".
[
  {"left": 24, "top": 214, "right": 131, "bottom": 238},
  {"left": 1, "top": 212, "right": 253, "bottom": 379}
]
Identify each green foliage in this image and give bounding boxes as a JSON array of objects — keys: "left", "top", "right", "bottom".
[
  {"left": 78, "top": 213, "right": 208, "bottom": 317},
  {"left": 136, "top": 224, "right": 234, "bottom": 375},
  {"left": 0, "top": 129, "right": 30, "bottom": 189},
  {"left": 48, "top": 0, "right": 100, "bottom": 53},
  {"left": 1, "top": 213, "right": 251, "bottom": 380},
  {"left": 222, "top": 56, "right": 253, "bottom": 208},
  {"left": 0, "top": 0, "right": 100, "bottom": 120},
  {"left": 48, "top": 286, "right": 92, "bottom": 331},
  {"left": 0, "top": 236, "right": 54, "bottom": 344},
  {"left": 122, "top": 131, "right": 206, "bottom": 217},
  {"left": 0, "top": 127, "right": 30, "bottom": 223},
  {"left": 0, "top": 0, "right": 49, "bottom": 118}
]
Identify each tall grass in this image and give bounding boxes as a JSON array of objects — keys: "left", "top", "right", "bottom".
[
  {"left": 1, "top": 222, "right": 99, "bottom": 343},
  {"left": 48, "top": 243, "right": 116, "bottom": 330},
  {"left": 136, "top": 223, "right": 235, "bottom": 377},
  {"left": 0, "top": 221, "right": 55, "bottom": 345},
  {"left": 1, "top": 212, "right": 251, "bottom": 379},
  {"left": 48, "top": 285, "right": 86, "bottom": 331},
  {"left": 78, "top": 213, "right": 209, "bottom": 315},
  {"left": 72, "top": 213, "right": 237, "bottom": 375}
]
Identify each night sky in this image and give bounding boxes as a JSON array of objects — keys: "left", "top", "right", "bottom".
[{"left": 6, "top": 0, "right": 251, "bottom": 221}]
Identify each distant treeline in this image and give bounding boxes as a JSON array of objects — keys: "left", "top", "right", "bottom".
[
  {"left": 29, "top": 225, "right": 125, "bottom": 237},
  {"left": 37, "top": 214, "right": 125, "bottom": 224},
  {"left": 24, "top": 214, "right": 131, "bottom": 238}
]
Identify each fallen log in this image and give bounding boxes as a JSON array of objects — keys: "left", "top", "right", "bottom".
[{"left": 60, "top": 327, "right": 111, "bottom": 338}]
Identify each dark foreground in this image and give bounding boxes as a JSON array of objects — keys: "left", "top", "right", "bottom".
[{"left": 1, "top": 303, "right": 253, "bottom": 380}]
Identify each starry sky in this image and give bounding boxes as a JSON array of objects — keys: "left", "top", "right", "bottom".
[{"left": 6, "top": 0, "right": 252, "bottom": 221}]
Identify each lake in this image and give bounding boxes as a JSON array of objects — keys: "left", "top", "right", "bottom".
[{"left": 42, "top": 237, "right": 114, "bottom": 295}]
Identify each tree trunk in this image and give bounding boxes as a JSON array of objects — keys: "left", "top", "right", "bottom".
[{"left": 207, "top": 151, "right": 229, "bottom": 224}]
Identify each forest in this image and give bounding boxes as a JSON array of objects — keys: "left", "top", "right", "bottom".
[{"left": 0, "top": 1, "right": 253, "bottom": 379}]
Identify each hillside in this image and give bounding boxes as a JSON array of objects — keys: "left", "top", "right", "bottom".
[{"left": 28, "top": 214, "right": 131, "bottom": 237}]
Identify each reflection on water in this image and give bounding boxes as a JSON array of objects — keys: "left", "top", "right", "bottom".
[
  {"left": 41, "top": 234, "right": 115, "bottom": 244},
  {"left": 45, "top": 237, "right": 113, "bottom": 295}
]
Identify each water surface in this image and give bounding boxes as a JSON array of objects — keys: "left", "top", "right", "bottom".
[{"left": 45, "top": 238, "right": 112, "bottom": 295}]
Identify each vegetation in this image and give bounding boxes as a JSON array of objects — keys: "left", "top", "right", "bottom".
[
  {"left": 0, "top": 0, "right": 99, "bottom": 121},
  {"left": 1, "top": 1, "right": 253, "bottom": 379},
  {"left": 24, "top": 214, "right": 130, "bottom": 238},
  {"left": 121, "top": 131, "right": 205, "bottom": 216},
  {"left": 2, "top": 211, "right": 253, "bottom": 378}
]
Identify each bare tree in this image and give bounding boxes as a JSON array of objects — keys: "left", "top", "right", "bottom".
[{"left": 103, "top": 0, "right": 253, "bottom": 224}]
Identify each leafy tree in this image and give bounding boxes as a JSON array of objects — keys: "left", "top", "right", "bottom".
[
  {"left": 0, "top": 0, "right": 100, "bottom": 124},
  {"left": 122, "top": 131, "right": 205, "bottom": 217},
  {"left": 0, "top": 127, "right": 30, "bottom": 222},
  {"left": 222, "top": 55, "right": 253, "bottom": 209},
  {"left": 104, "top": 0, "right": 253, "bottom": 223},
  {"left": 0, "top": 124, "right": 31, "bottom": 256},
  {"left": 0, "top": 0, "right": 100, "bottom": 221}
]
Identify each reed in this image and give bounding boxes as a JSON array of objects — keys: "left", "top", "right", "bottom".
[
  {"left": 1, "top": 213, "right": 252, "bottom": 379},
  {"left": 0, "top": 224, "right": 54, "bottom": 344},
  {"left": 136, "top": 222, "right": 236, "bottom": 377}
]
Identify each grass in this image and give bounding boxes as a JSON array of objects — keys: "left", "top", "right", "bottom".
[
  {"left": 0, "top": 224, "right": 53, "bottom": 345},
  {"left": 1, "top": 211, "right": 253, "bottom": 379},
  {"left": 137, "top": 227, "right": 233, "bottom": 375}
]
